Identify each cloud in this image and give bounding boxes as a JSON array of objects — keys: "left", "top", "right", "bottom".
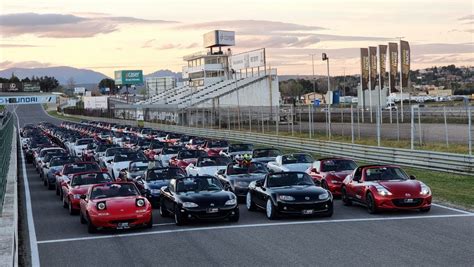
[
  {"left": 159, "top": 43, "right": 181, "bottom": 50},
  {"left": 141, "top": 40, "right": 199, "bottom": 50},
  {"left": 0, "top": 44, "right": 41, "bottom": 48},
  {"left": 458, "top": 15, "right": 474, "bottom": 21},
  {"left": 142, "top": 39, "right": 156, "bottom": 48},
  {"left": 178, "top": 20, "right": 325, "bottom": 34},
  {"left": 0, "top": 60, "right": 52, "bottom": 69},
  {"left": 0, "top": 12, "right": 177, "bottom": 38}
]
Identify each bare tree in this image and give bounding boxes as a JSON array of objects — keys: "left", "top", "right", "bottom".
[{"left": 67, "top": 77, "right": 76, "bottom": 90}]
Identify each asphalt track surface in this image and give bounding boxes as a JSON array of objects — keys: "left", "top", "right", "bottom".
[{"left": 15, "top": 105, "right": 474, "bottom": 266}]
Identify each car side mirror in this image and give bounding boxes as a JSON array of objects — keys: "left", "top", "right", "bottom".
[
  {"left": 311, "top": 168, "right": 318, "bottom": 174},
  {"left": 353, "top": 176, "right": 361, "bottom": 183},
  {"left": 80, "top": 194, "right": 87, "bottom": 200},
  {"left": 409, "top": 175, "right": 416, "bottom": 180},
  {"left": 217, "top": 169, "right": 225, "bottom": 175},
  {"left": 162, "top": 186, "right": 170, "bottom": 193},
  {"left": 255, "top": 180, "right": 264, "bottom": 187}
]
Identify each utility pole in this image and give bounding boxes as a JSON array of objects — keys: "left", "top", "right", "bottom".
[{"left": 322, "top": 53, "right": 331, "bottom": 139}]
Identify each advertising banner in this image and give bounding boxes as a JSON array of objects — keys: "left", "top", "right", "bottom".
[
  {"left": 400, "top": 40, "right": 410, "bottom": 88},
  {"left": 23, "top": 82, "right": 41, "bottom": 92},
  {"left": 230, "top": 48, "right": 265, "bottom": 71},
  {"left": 203, "top": 30, "right": 235, "bottom": 48},
  {"left": 0, "top": 83, "right": 23, "bottom": 92},
  {"left": 83, "top": 96, "right": 108, "bottom": 109},
  {"left": 388, "top": 42, "right": 398, "bottom": 92},
  {"left": 360, "top": 48, "right": 369, "bottom": 90},
  {"left": 0, "top": 95, "right": 56, "bottom": 105},
  {"left": 115, "top": 70, "right": 144, "bottom": 85},
  {"left": 369, "top": 46, "right": 377, "bottom": 90},
  {"left": 378, "top": 45, "right": 387, "bottom": 89}
]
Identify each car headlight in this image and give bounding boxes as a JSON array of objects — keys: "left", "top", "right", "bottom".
[
  {"left": 150, "top": 189, "right": 161, "bottom": 195},
  {"left": 225, "top": 198, "right": 237, "bottom": 205},
  {"left": 136, "top": 199, "right": 145, "bottom": 207},
  {"left": 73, "top": 194, "right": 82, "bottom": 199},
  {"left": 182, "top": 202, "right": 198, "bottom": 208},
  {"left": 278, "top": 195, "right": 295, "bottom": 201},
  {"left": 318, "top": 191, "right": 329, "bottom": 200},
  {"left": 420, "top": 183, "right": 431, "bottom": 195},
  {"left": 329, "top": 179, "right": 341, "bottom": 184},
  {"left": 375, "top": 184, "right": 392, "bottom": 196},
  {"left": 96, "top": 202, "right": 106, "bottom": 210}
]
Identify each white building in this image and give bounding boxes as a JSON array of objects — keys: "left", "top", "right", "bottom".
[{"left": 145, "top": 76, "right": 176, "bottom": 96}]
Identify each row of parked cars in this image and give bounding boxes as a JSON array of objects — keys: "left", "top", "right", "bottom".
[{"left": 20, "top": 120, "right": 432, "bottom": 233}]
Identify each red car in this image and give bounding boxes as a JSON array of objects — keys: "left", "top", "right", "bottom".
[
  {"left": 55, "top": 162, "right": 103, "bottom": 197},
  {"left": 169, "top": 149, "right": 208, "bottom": 170},
  {"left": 201, "top": 140, "right": 229, "bottom": 156},
  {"left": 185, "top": 138, "right": 206, "bottom": 150},
  {"left": 306, "top": 158, "right": 358, "bottom": 196},
  {"left": 341, "top": 165, "right": 432, "bottom": 213},
  {"left": 79, "top": 182, "right": 153, "bottom": 233},
  {"left": 62, "top": 172, "right": 114, "bottom": 215},
  {"left": 143, "top": 141, "right": 167, "bottom": 161}
]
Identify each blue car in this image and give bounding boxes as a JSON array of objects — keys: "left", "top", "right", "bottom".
[{"left": 136, "top": 167, "right": 186, "bottom": 208}]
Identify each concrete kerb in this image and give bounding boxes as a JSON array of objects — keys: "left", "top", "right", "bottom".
[{"left": 0, "top": 127, "right": 18, "bottom": 267}]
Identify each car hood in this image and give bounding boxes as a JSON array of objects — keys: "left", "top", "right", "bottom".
[
  {"left": 324, "top": 170, "right": 353, "bottom": 181},
  {"left": 282, "top": 163, "right": 312, "bottom": 172},
  {"left": 177, "top": 190, "right": 234, "bottom": 207},
  {"left": 376, "top": 180, "right": 422, "bottom": 196},
  {"left": 145, "top": 179, "right": 170, "bottom": 190},
  {"left": 270, "top": 185, "right": 328, "bottom": 201},
  {"left": 198, "top": 166, "right": 227, "bottom": 175},
  {"left": 93, "top": 196, "right": 143, "bottom": 214},
  {"left": 227, "top": 173, "right": 267, "bottom": 182},
  {"left": 253, "top": 157, "right": 276, "bottom": 163},
  {"left": 70, "top": 185, "right": 94, "bottom": 194},
  {"left": 113, "top": 161, "right": 130, "bottom": 170}
]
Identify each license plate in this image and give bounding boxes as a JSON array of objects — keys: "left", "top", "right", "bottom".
[
  {"left": 302, "top": 209, "right": 314, "bottom": 215},
  {"left": 404, "top": 198, "right": 414, "bottom": 203},
  {"left": 117, "top": 222, "right": 129, "bottom": 229},
  {"left": 207, "top": 208, "right": 219, "bottom": 213}
]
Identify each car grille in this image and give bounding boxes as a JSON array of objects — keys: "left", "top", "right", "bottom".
[{"left": 392, "top": 198, "right": 423, "bottom": 207}]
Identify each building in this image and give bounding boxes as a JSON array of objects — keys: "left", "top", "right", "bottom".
[{"left": 145, "top": 76, "right": 176, "bottom": 96}]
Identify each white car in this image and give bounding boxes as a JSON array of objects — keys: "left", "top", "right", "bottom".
[
  {"left": 219, "top": 143, "right": 254, "bottom": 159},
  {"left": 267, "top": 153, "right": 314, "bottom": 173},
  {"left": 107, "top": 151, "right": 147, "bottom": 179},
  {"left": 34, "top": 147, "right": 64, "bottom": 171},
  {"left": 99, "top": 147, "right": 133, "bottom": 168},
  {"left": 155, "top": 146, "right": 181, "bottom": 167},
  {"left": 72, "top": 138, "right": 95, "bottom": 158},
  {"left": 185, "top": 156, "right": 231, "bottom": 177}
]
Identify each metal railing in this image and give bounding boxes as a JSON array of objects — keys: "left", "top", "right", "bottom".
[
  {"left": 58, "top": 112, "right": 474, "bottom": 175},
  {"left": 0, "top": 111, "right": 14, "bottom": 211}
]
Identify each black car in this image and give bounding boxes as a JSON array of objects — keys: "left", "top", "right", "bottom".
[
  {"left": 252, "top": 148, "right": 282, "bottom": 164},
  {"left": 159, "top": 176, "right": 239, "bottom": 225},
  {"left": 136, "top": 167, "right": 186, "bottom": 207},
  {"left": 216, "top": 162, "right": 269, "bottom": 198},
  {"left": 246, "top": 172, "right": 333, "bottom": 219}
]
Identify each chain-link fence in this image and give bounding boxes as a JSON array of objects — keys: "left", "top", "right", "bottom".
[{"left": 0, "top": 111, "right": 14, "bottom": 212}]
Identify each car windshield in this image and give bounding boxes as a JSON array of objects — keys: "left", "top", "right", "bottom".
[
  {"left": 150, "top": 142, "right": 165, "bottom": 149},
  {"left": 208, "top": 140, "right": 228, "bottom": 148},
  {"left": 50, "top": 158, "right": 75, "bottom": 167},
  {"left": 40, "top": 148, "right": 62, "bottom": 157},
  {"left": 191, "top": 139, "right": 205, "bottom": 145},
  {"left": 198, "top": 157, "right": 231, "bottom": 167},
  {"left": 77, "top": 139, "right": 93, "bottom": 146},
  {"left": 253, "top": 149, "right": 281, "bottom": 158},
  {"left": 71, "top": 173, "right": 113, "bottom": 186},
  {"left": 267, "top": 173, "right": 315, "bottom": 187},
  {"left": 178, "top": 150, "right": 206, "bottom": 159},
  {"left": 163, "top": 147, "right": 181, "bottom": 154},
  {"left": 167, "top": 134, "right": 180, "bottom": 139},
  {"left": 138, "top": 140, "right": 151, "bottom": 146},
  {"left": 365, "top": 167, "right": 409, "bottom": 181},
  {"left": 141, "top": 129, "right": 152, "bottom": 135},
  {"left": 322, "top": 159, "right": 358, "bottom": 172},
  {"left": 114, "top": 153, "right": 146, "bottom": 162},
  {"left": 176, "top": 177, "right": 223, "bottom": 193},
  {"left": 44, "top": 152, "right": 68, "bottom": 162},
  {"left": 64, "top": 163, "right": 101, "bottom": 174},
  {"left": 129, "top": 162, "right": 149, "bottom": 172},
  {"left": 282, "top": 154, "right": 313, "bottom": 164},
  {"left": 229, "top": 144, "right": 254, "bottom": 152},
  {"left": 105, "top": 148, "right": 131, "bottom": 157},
  {"left": 227, "top": 163, "right": 268, "bottom": 175},
  {"left": 90, "top": 183, "right": 139, "bottom": 199},
  {"left": 96, "top": 144, "right": 117, "bottom": 153},
  {"left": 147, "top": 168, "right": 186, "bottom": 181},
  {"left": 86, "top": 143, "right": 97, "bottom": 150}
]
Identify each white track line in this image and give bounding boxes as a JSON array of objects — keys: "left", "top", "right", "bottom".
[
  {"left": 431, "top": 203, "right": 472, "bottom": 214},
  {"left": 37, "top": 213, "right": 474, "bottom": 245},
  {"left": 15, "top": 112, "right": 41, "bottom": 267},
  {"left": 152, "top": 223, "right": 176, "bottom": 227}
]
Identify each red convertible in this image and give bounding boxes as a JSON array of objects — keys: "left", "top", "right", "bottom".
[
  {"left": 62, "top": 172, "right": 114, "bottom": 215},
  {"left": 341, "top": 165, "right": 432, "bottom": 213},
  {"left": 79, "top": 182, "right": 153, "bottom": 233},
  {"left": 169, "top": 149, "right": 208, "bottom": 170},
  {"left": 201, "top": 140, "right": 229, "bottom": 156},
  {"left": 306, "top": 158, "right": 358, "bottom": 196}
]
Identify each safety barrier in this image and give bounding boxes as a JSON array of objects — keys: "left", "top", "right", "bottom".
[{"left": 0, "top": 112, "right": 14, "bottom": 210}]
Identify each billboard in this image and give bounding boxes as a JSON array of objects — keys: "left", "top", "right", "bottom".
[
  {"left": 400, "top": 40, "right": 410, "bottom": 88},
  {"left": 203, "top": 30, "right": 235, "bottom": 48},
  {"left": 115, "top": 70, "right": 144, "bottom": 85},
  {"left": 230, "top": 48, "right": 265, "bottom": 71},
  {"left": 369, "top": 46, "right": 377, "bottom": 90},
  {"left": 360, "top": 48, "right": 369, "bottom": 90},
  {"left": 0, "top": 95, "right": 56, "bottom": 105},
  {"left": 23, "top": 82, "right": 41, "bottom": 92},
  {"left": 83, "top": 96, "right": 108, "bottom": 109},
  {"left": 388, "top": 42, "right": 398, "bottom": 92},
  {"left": 378, "top": 45, "right": 387, "bottom": 89}
]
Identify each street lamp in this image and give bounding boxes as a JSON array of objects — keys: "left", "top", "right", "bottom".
[{"left": 322, "top": 53, "right": 331, "bottom": 139}]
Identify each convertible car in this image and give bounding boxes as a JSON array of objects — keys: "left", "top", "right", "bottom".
[
  {"left": 216, "top": 162, "right": 269, "bottom": 198},
  {"left": 267, "top": 153, "right": 314, "bottom": 173},
  {"left": 306, "top": 157, "right": 358, "bottom": 196},
  {"left": 169, "top": 149, "right": 208, "bottom": 170},
  {"left": 159, "top": 176, "right": 239, "bottom": 225},
  {"left": 252, "top": 148, "right": 282, "bottom": 164},
  {"left": 185, "top": 156, "right": 231, "bottom": 176},
  {"left": 79, "top": 182, "right": 153, "bottom": 233},
  {"left": 246, "top": 172, "right": 333, "bottom": 219},
  {"left": 341, "top": 165, "right": 432, "bottom": 213}
]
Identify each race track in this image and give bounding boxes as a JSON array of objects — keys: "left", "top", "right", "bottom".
[{"left": 15, "top": 105, "right": 474, "bottom": 266}]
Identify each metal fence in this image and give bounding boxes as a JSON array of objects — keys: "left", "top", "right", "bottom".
[{"left": 0, "top": 111, "right": 14, "bottom": 212}]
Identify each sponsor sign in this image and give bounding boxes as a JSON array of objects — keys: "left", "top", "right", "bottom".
[
  {"left": 0, "top": 82, "right": 41, "bottom": 92},
  {"left": 360, "top": 48, "right": 369, "bottom": 90},
  {"left": 369, "top": 46, "right": 377, "bottom": 90},
  {"left": 400, "top": 40, "right": 410, "bottom": 87},
  {"left": 230, "top": 48, "right": 265, "bottom": 71},
  {"left": 23, "top": 82, "right": 41, "bottom": 92},
  {"left": 0, "top": 95, "right": 56, "bottom": 105},
  {"left": 83, "top": 96, "right": 108, "bottom": 109},
  {"left": 388, "top": 42, "right": 398, "bottom": 92},
  {"left": 115, "top": 70, "right": 144, "bottom": 85},
  {"left": 203, "top": 30, "right": 235, "bottom": 48},
  {"left": 378, "top": 45, "right": 387, "bottom": 89}
]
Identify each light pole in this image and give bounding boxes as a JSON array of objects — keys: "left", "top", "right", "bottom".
[
  {"left": 322, "top": 53, "right": 331, "bottom": 139},
  {"left": 232, "top": 69, "right": 241, "bottom": 130}
]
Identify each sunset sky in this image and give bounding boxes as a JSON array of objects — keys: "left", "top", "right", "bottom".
[{"left": 0, "top": 0, "right": 472, "bottom": 77}]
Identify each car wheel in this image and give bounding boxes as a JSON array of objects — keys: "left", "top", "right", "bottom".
[
  {"left": 341, "top": 187, "right": 352, "bottom": 206},
  {"left": 69, "top": 200, "right": 78, "bottom": 215},
  {"left": 265, "top": 199, "right": 278, "bottom": 220},
  {"left": 324, "top": 203, "right": 334, "bottom": 217},
  {"left": 80, "top": 211, "right": 87, "bottom": 224},
  {"left": 87, "top": 216, "right": 97, "bottom": 234},
  {"left": 246, "top": 192, "right": 256, "bottom": 211},
  {"left": 159, "top": 200, "right": 170, "bottom": 217},
  {"left": 174, "top": 206, "right": 186, "bottom": 226},
  {"left": 420, "top": 207, "right": 431, "bottom": 213},
  {"left": 366, "top": 192, "right": 378, "bottom": 214}
]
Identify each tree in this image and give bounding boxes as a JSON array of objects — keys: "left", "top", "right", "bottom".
[
  {"left": 39, "top": 76, "right": 59, "bottom": 92},
  {"left": 9, "top": 73, "right": 20, "bottom": 83},
  {"left": 67, "top": 77, "right": 76, "bottom": 90},
  {"left": 98, "top": 78, "right": 115, "bottom": 94}
]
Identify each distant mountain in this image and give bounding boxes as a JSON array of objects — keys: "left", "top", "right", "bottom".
[
  {"left": 145, "top": 69, "right": 182, "bottom": 81},
  {"left": 0, "top": 66, "right": 109, "bottom": 84}
]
